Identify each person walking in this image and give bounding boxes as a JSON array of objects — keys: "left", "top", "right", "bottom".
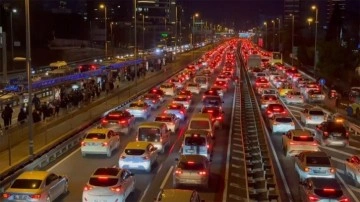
[
  {"left": 1, "top": 104, "right": 13, "bottom": 129},
  {"left": 17, "top": 108, "right": 27, "bottom": 124}
]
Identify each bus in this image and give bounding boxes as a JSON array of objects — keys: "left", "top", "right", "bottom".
[{"left": 270, "top": 52, "right": 283, "bottom": 65}]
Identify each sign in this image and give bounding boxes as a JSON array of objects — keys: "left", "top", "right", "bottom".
[
  {"left": 161, "top": 33, "right": 168, "bottom": 38},
  {"left": 319, "top": 78, "right": 326, "bottom": 86}
]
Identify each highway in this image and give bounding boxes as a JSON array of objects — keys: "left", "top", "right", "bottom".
[{"left": 43, "top": 43, "right": 235, "bottom": 201}]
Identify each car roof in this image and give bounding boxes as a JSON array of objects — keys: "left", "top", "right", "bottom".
[
  {"left": 92, "top": 167, "right": 121, "bottom": 177},
  {"left": 291, "top": 129, "right": 312, "bottom": 136},
  {"left": 191, "top": 113, "right": 212, "bottom": 119},
  {"left": 159, "top": 189, "right": 196, "bottom": 202},
  {"left": 138, "top": 122, "right": 165, "bottom": 128},
  {"left": 184, "top": 129, "right": 210, "bottom": 137},
  {"left": 17, "top": 171, "right": 49, "bottom": 180},
  {"left": 307, "top": 178, "right": 341, "bottom": 190},
  {"left": 179, "top": 154, "right": 208, "bottom": 162},
  {"left": 302, "top": 151, "right": 328, "bottom": 158},
  {"left": 273, "top": 114, "right": 292, "bottom": 119},
  {"left": 126, "top": 141, "right": 152, "bottom": 149},
  {"left": 88, "top": 127, "right": 110, "bottom": 134}
]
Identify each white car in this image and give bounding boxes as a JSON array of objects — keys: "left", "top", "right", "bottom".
[
  {"left": 154, "top": 114, "right": 180, "bottom": 132},
  {"left": 305, "top": 90, "right": 326, "bottom": 103},
  {"left": 82, "top": 167, "right": 135, "bottom": 202},
  {"left": 126, "top": 100, "right": 151, "bottom": 119},
  {"left": 185, "top": 82, "right": 201, "bottom": 94},
  {"left": 300, "top": 82, "right": 319, "bottom": 95},
  {"left": 284, "top": 91, "right": 304, "bottom": 104},
  {"left": 345, "top": 155, "right": 360, "bottom": 187},
  {"left": 160, "top": 82, "right": 177, "bottom": 96},
  {"left": 269, "top": 114, "right": 295, "bottom": 133},
  {"left": 172, "top": 95, "right": 192, "bottom": 109},
  {"left": 282, "top": 129, "right": 319, "bottom": 157},
  {"left": 260, "top": 94, "right": 279, "bottom": 109},
  {"left": 81, "top": 127, "right": 120, "bottom": 157},
  {"left": 119, "top": 141, "right": 158, "bottom": 172},
  {"left": 260, "top": 88, "right": 277, "bottom": 97},
  {"left": 268, "top": 72, "right": 280, "bottom": 82},
  {"left": 300, "top": 108, "right": 326, "bottom": 125}
]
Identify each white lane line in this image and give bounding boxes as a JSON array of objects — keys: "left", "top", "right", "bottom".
[
  {"left": 331, "top": 156, "right": 347, "bottom": 164},
  {"left": 336, "top": 172, "right": 360, "bottom": 202},
  {"left": 139, "top": 181, "right": 152, "bottom": 202},
  {"left": 348, "top": 145, "right": 360, "bottom": 151},
  {"left": 160, "top": 165, "right": 174, "bottom": 189},
  {"left": 48, "top": 147, "right": 81, "bottom": 172},
  {"left": 320, "top": 146, "right": 353, "bottom": 157}
]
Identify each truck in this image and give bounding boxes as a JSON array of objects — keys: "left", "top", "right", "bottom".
[{"left": 246, "top": 54, "right": 261, "bottom": 72}]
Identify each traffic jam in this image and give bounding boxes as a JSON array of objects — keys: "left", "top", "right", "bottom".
[
  {"left": 2, "top": 40, "right": 240, "bottom": 202},
  {"left": 241, "top": 39, "right": 359, "bottom": 201}
]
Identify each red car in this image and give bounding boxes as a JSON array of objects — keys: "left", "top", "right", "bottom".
[{"left": 265, "top": 104, "right": 286, "bottom": 118}]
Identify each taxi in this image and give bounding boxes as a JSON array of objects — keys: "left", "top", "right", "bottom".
[
  {"left": 82, "top": 167, "right": 135, "bottom": 202},
  {"left": 282, "top": 129, "right": 319, "bottom": 157},
  {"left": 260, "top": 94, "right": 279, "bottom": 109},
  {"left": 142, "top": 93, "right": 161, "bottom": 109},
  {"left": 154, "top": 114, "right": 180, "bottom": 132},
  {"left": 164, "top": 103, "right": 187, "bottom": 120},
  {"left": 284, "top": 91, "right": 304, "bottom": 104},
  {"left": 300, "top": 107, "right": 326, "bottom": 125},
  {"left": 295, "top": 151, "right": 336, "bottom": 182},
  {"left": 185, "top": 82, "right": 200, "bottom": 94},
  {"left": 101, "top": 110, "right": 135, "bottom": 135},
  {"left": 136, "top": 122, "right": 171, "bottom": 153},
  {"left": 3, "top": 171, "right": 68, "bottom": 202},
  {"left": 314, "top": 118, "right": 349, "bottom": 147},
  {"left": 172, "top": 95, "right": 192, "bottom": 109},
  {"left": 126, "top": 100, "right": 151, "bottom": 119},
  {"left": 154, "top": 189, "right": 204, "bottom": 202},
  {"left": 173, "top": 155, "right": 210, "bottom": 188},
  {"left": 278, "top": 82, "right": 293, "bottom": 97},
  {"left": 119, "top": 141, "right": 158, "bottom": 173},
  {"left": 269, "top": 114, "right": 295, "bottom": 133},
  {"left": 177, "top": 89, "right": 193, "bottom": 100},
  {"left": 81, "top": 127, "right": 120, "bottom": 157},
  {"left": 345, "top": 155, "right": 360, "bottom": 187},
  {"left": 148, "top": 88, "right": 165, "bottom": 103},
  {"left": 160, "top": 82, "right": 177, "bottom": 96}
]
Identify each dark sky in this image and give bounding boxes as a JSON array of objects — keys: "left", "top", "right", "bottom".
[{"left": 180, "top": 0, "right": 283, "bottom": 30}]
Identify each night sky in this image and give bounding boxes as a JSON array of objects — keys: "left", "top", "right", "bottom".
[{"left": 180, "top": 0, "right": 283, "bottom": 30}]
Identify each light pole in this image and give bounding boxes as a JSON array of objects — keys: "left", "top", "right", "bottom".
[
  {"left": 175, "top": 6, "right": 178, "bottom": 49},
  {"left": 10, "top": 8, "right": 17, "bottom": 62},
  {"left": 312, "top": 5, "right": 318, "bottom": 77},
  {"left": 290, "top": 14, "right": 295, "bottom": 65},
  {"left": 134, "top": 0, "right": 138, "bottom": 82},
  {"left": 276, "top": 18, "right": 281, "bottom": 52},
  {"left": 271, "top": 20, "right": 275, "bottom": 51},
  {"left": 141, "top": 14, "right": 146, "bottom": 51},
  {"left": 263, "top": 22, "right": 268, "bottom": 50},
  {"left": 192, "top": 13, "right": 199, "bottom": 48},
  {"left": 99, "top": 4, "right": 107, "bottom": 57}
]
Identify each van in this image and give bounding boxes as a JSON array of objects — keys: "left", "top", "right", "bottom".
[
  {"left": 181, "top": 129, "right": 214, "bottom": 159},
  {"left": 136, "top": 122, "right": 171, "bottom": 153},
  {"left": 187, "top": 113, "right": 214, "bottom": 138},
  {"left": 193, "top": 76, "right": 209, "bottom": 90}
]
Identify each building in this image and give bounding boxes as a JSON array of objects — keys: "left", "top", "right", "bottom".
[{"left": 283, "top": 0, "right": 300, "bottom": 28}]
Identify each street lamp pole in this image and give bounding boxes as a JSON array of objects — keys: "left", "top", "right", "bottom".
[
  {"left": 25, "top": 0, "right": 34, "bottom": 158},
  {"left": 134, "top": 0, "right": 138, "bottom": 82},
  {"left": 290, "top": 14, "right": 295, "bottom": 65},
  {"left": 10, "top": 9, "right": 17, "bottom": 62},
  {"left": 142, "top": 14, "right": 145, "bottom": 50},
  {"left": 175, "top": 6, "right": 178, "bottom": 49},
  {"left": 312, "top": 5, "right": 318, "bottom": 78},
  {"left": 263, "top": 22, "right": 268, "bottom": 50},
  {"left": 271, "top": 20, "right": 275, "bottom": 51},
  {"left": 100, "top": 4, "right": 107, "bottom": 57}
]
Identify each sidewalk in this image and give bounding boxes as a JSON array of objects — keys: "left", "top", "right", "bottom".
[{"left": 0, "top": 48, "right": 207, "bottom": 176}]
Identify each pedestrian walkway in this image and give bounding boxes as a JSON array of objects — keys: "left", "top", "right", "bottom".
[{"left": 0, "top": 48, "right": 206, "bottom": 177}]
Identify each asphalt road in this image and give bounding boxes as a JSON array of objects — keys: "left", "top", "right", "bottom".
[{"left": 44, "top": 46, "right": 235, "bottom": 202}]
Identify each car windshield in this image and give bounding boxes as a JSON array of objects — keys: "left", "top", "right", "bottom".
[
  {"left": 161, "top": 84, "right": 173, "bottom": 88},
  {"left": 11, "top": 179, "right": 42, "bottom": 189},
  {"left": 174, "top": 97, "right": 188, "bottom": 101},
  {"left": 195, "top": 77, "right": 207, "bottom": 83},
  {"left": 293, "top": 136, "right": 314, "bottom": 142},
  {"left": 138, "top": 128, "right": 161, "bottom": 141},
  {"left": 129, "top": 103, "right": 145, "bottom": 108},
  {"left": 106, "top": 113, "right": 126, "bottom": 120},
  {"left": 155, "top": 117, "right": 172, "bottom": 122},
  {"left": 314, "top": 189, "right": 343, "bottom": 198},
  {"left": 86, "top": 133, "right": 106, "bottom": 139},
  {"left": 328, "top": 124, "right": 346, "bottom": 133},
  {"left": 306, "top": 156, "right": 330, "bottom": 165},
  {"left": 309, "top": 110, "right": 324, "bottom": 116},
  {"left": 185, "top": 136, "right": 206, "bottom": 146},
  {"left": 275, "top": 117, "right": 292, "bottom": 123},
  {"left": 178, "top": 162, "right": 205, "bottom": 170},
  {"left": 190, "top": 120, "right": 210, "bottom": 130},
  {"left": 89, "top": 177, "right": 118, "bottom": 187},
  {"left": 125, "top": 149, "right": 145, "bottom": 155},
  {"left": 188, "top": 83, "right": 198, "bottom": 87}
]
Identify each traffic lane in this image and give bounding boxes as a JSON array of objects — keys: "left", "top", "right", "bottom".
[{"left": 143, "top": 84, "right": 236, "bottom": 202}]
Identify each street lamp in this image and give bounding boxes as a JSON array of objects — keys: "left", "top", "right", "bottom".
[
  {"left": 311, "top": 5, "right": 318, "bottom": 77},
  {"left": 271, "top": 20, "right": 275, "bottom": 51},
  {"left": 276, "top": 18, "right": 281, "bottom": 51},
  {"left": 133, "top": 0, "right": 138, "bottom": 83},
  {"left": 290, "top": 14, "right": 295, "bottom": 65},
  {"left": 307, "top": 17, "right": 313, "bottom": 26},
  {"left": 10, "top": 8, "right": 17, "bottom": 61},
  {"left": 99, "top": 4, "right": 107, "bottom": 57},
  {"left": 192, "top": 13, "right": 199, "bottom": 48},
  {"left": 263, "top": 22, "right": 268, "bottom": 50}
]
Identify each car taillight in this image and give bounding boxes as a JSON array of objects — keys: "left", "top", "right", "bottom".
[
  {"left": 2, "top": 193, "right": 10, "bottom": 199},
  {"left": 323, "top": 131, "right": 329, "bottom": 137},
  {"left": 152, "top": 100, "right": 156, "bottom": 103},
  {"left": 346, "top": 131, "right": 349, "bottom": 138},
  {"left": 329, "top": 168, "right": 336, "bottom": 173},
  {"left": 30, "top": 194, "right": 41, "bottom": 199},
  {"left": 198, "top": 171, "right": 207, "bottom": 175},
  {"left": 266, "top": 110, "right": 271, "bottom": 114},
  {"left": 304, "top": 167, "right": 310, "bottom": 172},
  {"left": 339, "top": 197, "right": 350, "bottom": 202},
  {"left": 102, "top": 142, "right": 109, "bottom": 147},
  {"left": 119, "top": 120, "right": 127, "bottom": 124},
  {"left": 207, "top": 144, "right": 209, "bottom": 149},
  {"left": 180, "top": 111, "right": 184, "bottom": 114},
  {"left": 175, "top": 169, "right": 182, "bottom": 174},
  {"left": 121, "top": 156, "right": 126, "bottom": 159},
  {"left": 81, "top": 142, "right": 86, "bottom": 146},
  {"left": 216, "top": 116, "right": 223, "bottom": 120},
  {"left": 110, "top": 185, "right": 122, "bottom": 193},
  {"left": 289, "top": 141, "right": 295, "bottom": 145},
  {"left": 84, "top": 185, "right": 93, "bottom": 191},
  {"left": 102, "top": 119, "right": 108, "bottom": 124},
  {"left": 307, "top": 115, "right": 311, "bottom": 120}
]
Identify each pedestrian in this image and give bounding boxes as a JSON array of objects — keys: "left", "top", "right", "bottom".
[
  {"left": 41, "top": 102, "right": 48, "bottom": 121},
  {"left": 32, "top": 94, "right": 41, "bottom": 110},
  {"left": 17, "top": 108, "right": 27, "bottom": 124},
  {"left": 1, "top": 104, "right": 13, "bottom": 129},
  {"left": 32, "top": 109, "right": 41, "bottom": 123},
  {"left": 54, "top": 100, "right": 60, "bottom": 116}
]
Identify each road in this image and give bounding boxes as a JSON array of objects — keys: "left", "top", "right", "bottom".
[{"left": 44, "top": 45, "right": 235, "bottom": 201}]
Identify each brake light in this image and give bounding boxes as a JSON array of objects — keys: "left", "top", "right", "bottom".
[
  {"left": 289, "top": 141, "right": 295, "bottom": 145},
  {"left": 207, "top": 144, "right": 209, "bottom": 149},
  {"left": 84, "top": 185, "right": 93, "bottom": 191},
  {"left": 339, "top": 197, "right": 350, "bottom": 202},
  {"left": 30, "top": 194, "right": 41, "bottom": 199},
  {"left": 119, "top": 120, "right": 127, "bottom": 124},
  {"left": 323, "top": 188, "right": 335, "bottom": 192},
  {"left": 198, "top": 171, "right": 207, "bottom": 175},
  {"left": 81, "top": 142, "right": 86, "bottom": 146},
  {"left": 110, "top": 185, "right": 122, "bottom": 192},
  {"left": 346, "top": 131, "right": 349, "bottom": 138},
  {"left": 216, "top": 116, "right": 223, "bottom": 120},
  {"left": 323, "top": 131, "right": 329, "bottom": 137},
  {"left": 98, "top": 176, "right": 108, "bottom": 180},
  {"left": 304, "top": 167, "right": 310, "bottom": 172},
  {"left": 180, "top": 111, "right": 184, "bottom": 114},
  {"left": 2, "top": 193, "right": 10, "bottom": 198},
  {"left": 102, "top": 142, "right": 109, "bottom": 147},
  {"left": 329, "top": 168, "right": 336, "bottom": 173},
  {"left": 102, "top": 119, "right": 108, "bottom": 124},
  {"left": 121, "top": 156, "right": 126, "bottom": 159},
  {"left": 152, "top": 100, "right": 156, "bottom": 103},
  {"left": 175, "top": 169, "right": 182, "bottom": 174},
  {"left": 187, "top": 161, "right": 195, "bottom": 164}
]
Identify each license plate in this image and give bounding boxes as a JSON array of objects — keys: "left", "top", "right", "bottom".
[
  {"left": 313, "top": 170, "right": 325, "bottom": 174},
  {"left": 94, "top": 200, "right": 108, "bottom": 202},
  {"left": 186, "top": 149, "right": 194, "bottom": 152},
  {"left": 14, "top": 195, "right": 27, "bottom": 200}
]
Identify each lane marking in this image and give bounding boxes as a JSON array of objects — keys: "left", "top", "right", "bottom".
[
  {"left": 160, "top": 165, "right": 174, "bottom": 189},
  {"left": 139, "top": 181, "right": 152, "bottom": 202},
  {"left": 48, "top": 147, "right": 81, "bottom": 171},
  {"left": 320, "top": 146, "right": 353, "bottom": 157},
  {"left": 336, "top": 172, "right": 360, "bottom": 202}
]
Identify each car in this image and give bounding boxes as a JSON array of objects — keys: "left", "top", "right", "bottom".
[
  {"left": 254, "top": 77, "right": 270, "bottom": 91},
  {"left": 314, "top": 119, "right": 349, "bottom": 147},
  {"left": 298, "top": 178, "right": 349, "bottom": 202},
  {"left": 209, "top": 87, "right": 224, "bottom": 99},
  {"left": 82, "top": 167, "right": 135, "bottom": 202},
  {"left": 201, "top": 106, "right": 224, "bottom": 129},
  {"left": 254, "top": 72, "right": 267, "bottom": 80},
  {"left": 265, "top": 103, "right": 286, "bottom": 118},
  {"left": 177, "top": 89, "right": 193, "bottom": 100},
  {"left": 268, "top": 72, "right": 280, "bottom": 82},
  {"left": 260, "top": 88, "right": 277, "bottom": 97},
  {"left": 160, "top": 82, "right": 177, "bottom": 96},
  {"left": 181, "top": 130, "right": 214, "bottom": 159},
  {"left": 126, "top": 100, "right": 151, "bottom": 119},
  {"left": 269, "top": 114, "right": 295, "bottom": 133},
  {"left": 272, "top": 76, "right": 286, "bottom": 89},
  {"left": 142, "top": 93, "right": 161, "bottom": 109},
  {"left": 203, "top": 89, "right": 219, "bottom": 100},
  {"left": 305, "top": 90, "right": 326, "bottom": 103},
  {"left": 78, "top": 64, "right": 98, "bottom": 72},
  {"left": 154, "top": 189, "right": 205, "bottom": 202},
  {"left": 185, "top": 82, "right": 201, "bottom": 94},
  {"left": 136, "top": 122, "right": 171, "bottom": 153},
  {"left": 296, "top": 78, "right": 310, "bottom": 88},
  {"left": 295, "top": 151, "right": 336, "bottom": 182},
  {"left": 213, "top": 80, "right": 228, "bottom": 92},
  {"left": 148, "top": 88, "right": 166, "bottom": 103},
  {"left": 2, "top": 171, "right": 68, "bottom": 202},
  {"left": 284, "top": 91, "right": 304, "bottom": 104},
  {"left": 173, "top": 155, "right": 210, "bottom": 188},
  {"left": 260, "top": 94, "right": 279, "bottom": 109},
  {"left": 278, "top": 82, "right": 293, "bottom": 97},
  {"left": 119, "top": 141, "right": 158, "bottom": 172},
  {"left": 154, "top": 114, "right": 180, "bottom": 132},
  {"left": 216, "top": 74, "right": 230, "bottom": 83},
  {"left": 194, "top": 75, "right": 209, "bottom": 89},
  {"left": 282, "top": 129, "right": 319, "bottom": 157},
  {"left": 81, "top": 127, "right": 120, "bottom": 157},
  {"left": 202, "top": 95, "right": 223, "bottom": 108},
  {"left": 169, "top": 78, "right": 184, "bottom": 89},
  {"left": 300, "top": 108, "right": 326, "bottom": 125},
  {"left": 172, "top": 95, "right": 192, "bottom": 109},
  {"left": 101, "top": 110, "right": 135, "bottom": 135},
  {"left": 164, "top": 103, "right": 187, "bottom": 120},
  {"left": 345, "top": 155, "right": 360, "bottom": 187},
  {"left": 290, "top": 73, "right": 302, "bottom": 83},
  {"left": 300, "top": 82, "right": 320, "bottom": 95}
]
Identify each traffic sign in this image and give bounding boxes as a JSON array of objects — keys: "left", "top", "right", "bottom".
[{"left": 319, "top": 78, "right": 326, "bottom": 86}]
